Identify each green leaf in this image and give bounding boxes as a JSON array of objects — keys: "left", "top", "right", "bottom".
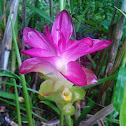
[
  {"left": 0, "top": 91, "right": 16, "bottom": 100},
  {"left": 85, "top": 26, "right": 108, "bottom": 33},
  {"left": 13, "top": 79, "right": 21, "bottom": 126},
  {"left": 0, "top": 72, "right": 20, "bottom": 80},
  {"left": 120, "top": 83, "right": 126, "bottom": 126},
  {"left": 0, "top": 80, "right": 39, "bottom": 94},
  {"left": 83, "top": 73, "right": 118, "bottom": 90},
  {"left": 115, "top": 6, "right": 126, "bottom": 18},
  {"left": 0, "top": 97, "right": 47, "bottom": 122},
  {"left": 26, "top": 3, "right": 54, "bottom": 23},
  {"left": 112, "top": 67, "right": 126, "bottom": 117},
  {"left": 84, "top": 20, "right": 97, "bottom": 26}
]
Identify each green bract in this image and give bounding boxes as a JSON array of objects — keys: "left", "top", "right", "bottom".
[
  {"left": 57, "top": 103, "right": 75, "bottom": 116},
  {"left": 39, "top": 79, "right": 86, "bottom": 116}
]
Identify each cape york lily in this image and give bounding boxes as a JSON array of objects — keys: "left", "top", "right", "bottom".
[{"left": 19, "top": 10, "right": 112, "bottom": 87}]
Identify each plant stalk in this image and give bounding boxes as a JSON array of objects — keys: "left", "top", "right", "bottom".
[
  {"left": 11, "top": 19, "right": 33, "bottom": 126},
  {"left": 59, "top": 0, "right": 65, "bottom": 12},
  {"left": 60, "top": 112, "right": 64, "bottom": 126},
  {"left": 13, "top": 79, "right": 21, "bottom": 126}
]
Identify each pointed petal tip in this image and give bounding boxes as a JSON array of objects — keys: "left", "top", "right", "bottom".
[{"left": 52, "top": 10, "right": 73, "bottom": 46}]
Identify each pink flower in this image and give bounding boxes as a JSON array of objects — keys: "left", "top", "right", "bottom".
[{"left": 19, "top": 10, "right": 112, "bottom": 86}]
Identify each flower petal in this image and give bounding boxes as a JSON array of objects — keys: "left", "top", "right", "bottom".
[
  {"left": 23, "top": 27, "right": 55, "bottom": 52},
  {"left": 61, "top": 61, "right": 87, "bottom": 86},
  {"left": 82, "top": 67, "right": 97, "bottom": 85},
  {"left": 67, "top": 39, "right": 74, "bottom": 47},
  {"left": 87, "top": 39, "right": 112, "bottom": 54},
  {"left": 52, "top": 10, "right": 73, "bottom": 45},
  {"left": 45, "top": 25, "right": 55, "bottom": 46},
  {"left": 63, "top": 38, "right": 112, "bottom": 61},
  {"left": 21, "top": 48, "right": 56, "bottom": 57},
  {"left": 58, "top": 31, "right": 67, "bottom": 53},
  {"left": 63, "top": 43, "right": 90, "bottom": 61},
  {"left": 19, "top": 58, "right": 57, "bottom": 78},
  {"left": 67, "top": 37, "right": 93, "bottom": 49}
]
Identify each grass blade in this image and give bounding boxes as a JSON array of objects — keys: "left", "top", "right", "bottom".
[
  {"left": 13, "top": 79, "right": 21, "bottom": 126},
  {"left": 26, "top": 3, "right": 54, "bottom": 23},
  {"left": 0, "top": 91, "right": 15, "bottom": 100},
  {"left": 0, "top": 72, "right": 20, "bottom": 80},
  {"left": 0, "top": 80, "right": 39, "bottom": 94},
  {"left": 11, "top": 17, "right": 33, "bottom": 125},
  {"left": 112, "top": 67, "right": 126, "bottom": 117},
  {"left": 0, "top": 97, "right": 47, "bottom": 122},
  {"left": 115, "top": 6, "right": 126, "bottom": 18},
  {"left": 120, "top": 83, "right": 126, "bottom": 126},
  {"left": 83, "top": 72, "right": 118, "bottom": 90}
]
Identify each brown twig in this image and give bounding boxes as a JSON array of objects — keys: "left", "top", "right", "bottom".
[
  {"left": 0, "top": 0, "right": 19, "bottom": 91},
  {"left": 80, "top": 104, "right": 114, "bottom": 126}
]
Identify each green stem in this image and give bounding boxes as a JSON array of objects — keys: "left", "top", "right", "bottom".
[
  {"left": 65, "top": 115, "right": 73, "bottom": 126},
  {"left": 11, "top": 19, "right": 33, "bottom": 126},
  {"left": 13, "top": 79, "right": 21, "bottom": 126},
  {"left": 60, "top": 112, "right": 64, "bottom": 126},
  {"left": 59, "top": 0, "right": 65, "bottom": 12}
]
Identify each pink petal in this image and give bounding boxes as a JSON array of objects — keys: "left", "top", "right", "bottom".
[
  {"left": 45, "top": 25, "right": 55, "bottom": 46},
  {"left": 19, "top": 58, "right": 57, "bottom": 78},
  {"left": 82, "top": 67, "right": 97, "bottom": 85},
  {"left": 61, "top": 61, "right": 87, "bottom": 86},
  {"left": 67, "top": 39, "right": 74, "bottom": 47},
  {"left": 23, "top": 27, "right": 55, "bottom": 52},
  {"left": 87, "top": 39, "right": 112, "bottom": 54},
  {"left": 63, "top": 37, "right": 93, "bottom": 61},
  {"left": 67, "top": 37, "right": 93, "bottom": 50},
  {"left": 52, "top": 10, "right": 73, "bottom": 46},
  {"left": 58, "top": 31, "right": 67, "bottom": 53},
  {"left": 21, "top": 48, "right": 56, "bottom": 57},
  {"left": 64, "top": 38, "right": 112, "bottom": 62},
  {"left": 63, "top": 43, "right": 90, "bottom": 61}
]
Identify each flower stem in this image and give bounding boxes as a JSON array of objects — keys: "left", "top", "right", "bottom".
[
  {"left": 60, "top": 112, "right": 64, "bottom": 126},
  {"left": 11, "top": 19, "right": 33, "bottom": 126},
  {"left": 59, "top": 0, "right": 65, "bottom": 12},
  {"left": 65, "top": 115, "right": 73, "bottom": 126},
  {"left": 13, "top": 79, "right": 21, "bottom": 126}
]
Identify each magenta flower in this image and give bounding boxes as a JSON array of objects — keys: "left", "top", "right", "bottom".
[{"left": 19, "top": 10, "right": 111, "bottom": 86}]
